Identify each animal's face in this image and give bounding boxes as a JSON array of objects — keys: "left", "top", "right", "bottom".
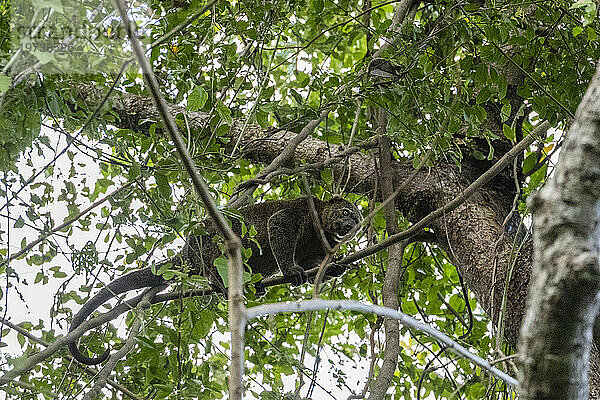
[{"left": 321, "top": 198, "right": 362, "bottom": 242}]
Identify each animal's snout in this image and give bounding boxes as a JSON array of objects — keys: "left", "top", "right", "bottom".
[{"left": 341, "top": 221, "right": 355, "bottom": 234}]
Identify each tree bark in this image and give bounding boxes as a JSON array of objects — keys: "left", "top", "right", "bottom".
[{"left": 518, "top": 64, "right": 600, "bottom": 399}]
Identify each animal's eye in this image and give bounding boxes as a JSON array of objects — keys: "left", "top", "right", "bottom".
[{"left": 342, "top": 209, "right": 350, "bottom": 216}]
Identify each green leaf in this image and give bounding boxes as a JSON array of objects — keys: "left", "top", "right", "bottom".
[
  {"left": 571, "top": 0, "right": 592, "bottom": 9},
  {"left": 290, "top": 89, "right": 303, "bottom": 105},
  {"left": 503, "top": 124, "right": 515, "bottom": 140},
  {"left": 14, "top": 216, "right": 24, "bottom": 228},
  {"left": 475, "top": 87, "right": 491, "bottom": 104},
  {"left": 529, "top": 163, "right": 548, "bottom": 189},
  {"left": 0, "top": 75, "right": 11, "bottom": 93},
  {"left": 497, "top": 76, "right": 507, "bottom": 100},
  {"left": 31, "top": 0, "right": 64, "bottom": 12},
  {"left": 188, "top": 86, "right": 208, "bottom": 111},
  {"left": 312, "top": 0, "right": 324, "bottom": 13},
  {"left": 320, "top": 169, "right": 332, "bottom": 184},
  {"left": 192, "top": 311, "right": 213, "bottom": 338},
  {"left": 472, "top": 150, "right": 485, "bottom": 160},
  {"left": 214, "top": 257, "right": 228, "bottom": 287},
  {"left": 128, "top": 162, "right": 140, "bottom": 180},
  {"left": 522, "top": 153, "right": 537, "bottom": 175},
  {"left": 573, "top": 26, "right": 584, "bottom": 36},
  {"left": 216, "top": 100, "right": 232, "bottom": 123},
  {"left": 500, "top": 103, "right": 511, "bottom": 122},
  {"left": 155, "top": 172, "right": 172, "bottom": 198},
  {"left": 261, "top": 86, "right": 275, "bottom": 100}
]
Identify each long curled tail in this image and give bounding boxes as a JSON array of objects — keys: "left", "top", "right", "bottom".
[{"left": 68, "top": 268, "right": 167, "bottom": 365}]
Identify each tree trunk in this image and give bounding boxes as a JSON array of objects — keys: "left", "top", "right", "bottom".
[{"left": 518, "top": 64, "right": 600, "bottom": 400}]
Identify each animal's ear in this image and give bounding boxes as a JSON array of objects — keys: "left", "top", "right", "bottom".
[
  {"left": 328, "top": 195, "right": 357, "bottom": 207},
  {"left": 328, "top": 194, "right": 347, "bottom": 202}
]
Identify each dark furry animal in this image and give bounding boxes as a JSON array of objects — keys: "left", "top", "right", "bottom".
[{"left": 68, "top": 196, "right": 361, "bottom": 365}]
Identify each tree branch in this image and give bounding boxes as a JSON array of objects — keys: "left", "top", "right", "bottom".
[
  {"left": 0, "top": 318, "right": 143, "bottom": 400},
  {"left": 114, "top": 3, "right": 245, "bottom": 399},
  {"left": 246, "top": 299, "right": 518, "bottom": 387},
  {"left": 368, "top": 135, "right": 403, "bottom": 400},
  {"left": 81, "top": 287, "right": 161, "bottom": 400}
]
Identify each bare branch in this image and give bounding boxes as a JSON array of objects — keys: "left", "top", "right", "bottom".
[{"left": 246, "top": 299, "right": 518, "bottom": 387}]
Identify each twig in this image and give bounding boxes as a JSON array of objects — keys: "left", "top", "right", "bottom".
[
  {"left": 346, "top": 316, "right": 382, "bottom": 400},
  {"left": 343, "top": 121, "right": 551, "bottom": 263},
  {"left": 8, "top": 380, "right": 58, "bottom": 399},
  {"left": 0, "top": 181, "right": 134, "bottom": 269},
  {"left": 228, "top": 108, "right": 331, "bottom": 209}
]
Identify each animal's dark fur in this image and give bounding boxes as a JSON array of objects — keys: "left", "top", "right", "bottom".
[{"left": 68, "top": 196, "right": 361, "bottom": 365}]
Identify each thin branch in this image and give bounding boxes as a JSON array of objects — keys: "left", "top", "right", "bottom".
[
  {"left": 81, "top": 287, "right": 162, "bottom": 400},
  {"left": 347, "top": 316, "right": 382, "bottom": 400},
  {"left": 246, "top": 299, "right": 518, "bottom": 387},
  {"left": 1, "top": 60, "right": 131, "bottom": 216},
  {"left": 293, "top": 311, "right": 313, "bottom": 399},
  {"left": 228, "top": 108, "right": 330, "bottom": 209},
  {"left": 148, "top": 0, "right": 219, "bottom": 50},
  {"left": 271, "top": 0, "right": 406, "bottom": 71},
  {"left": 0, "top": 318, "right": 142, "bottom": 400},
  {"left": 372, "top": 0, "right": 416, "bottom": 58},
  {"left": 0, "top": 181, "right": 135, "bottom": 268},
  {"left": 114, "top": 3, "right": 245, "bottom": 400},
  {"left": 0, "top": 283, "right": 160, "bottom": 385},
  {"left": 344, "top": 121, "right": 551, "bottom": 263}
]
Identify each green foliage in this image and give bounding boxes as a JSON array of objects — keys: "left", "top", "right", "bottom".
[
  {"left": 0, "top": 85, "right": 43, "bottom": 170},
  {"left": 1, "top": 0, "right": 597, "bottom": 398}
]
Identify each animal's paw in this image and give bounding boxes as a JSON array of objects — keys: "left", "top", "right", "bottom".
[
  {"left": 325, "top": 262, "right": 347, "bottom": 278},
  {"left": 287, "top": 265, "right": 308, "bottom": 286}
]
